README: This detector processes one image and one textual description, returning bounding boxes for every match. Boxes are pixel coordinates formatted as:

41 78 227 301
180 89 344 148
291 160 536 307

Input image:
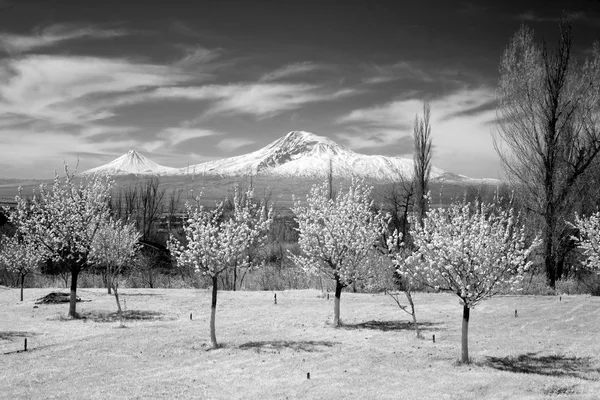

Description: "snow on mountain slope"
80 132 501 184
81 150 178 176
180 131 445 181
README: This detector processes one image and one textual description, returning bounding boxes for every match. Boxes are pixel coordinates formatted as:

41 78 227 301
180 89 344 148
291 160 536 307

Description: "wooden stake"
190 313 193 320
274 293 277 305
432 334 435 343
515 309 518 318
307 372 310 379
24 338 27 351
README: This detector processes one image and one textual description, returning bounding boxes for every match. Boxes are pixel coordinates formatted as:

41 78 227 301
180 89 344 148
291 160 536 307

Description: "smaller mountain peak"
284 130 317 139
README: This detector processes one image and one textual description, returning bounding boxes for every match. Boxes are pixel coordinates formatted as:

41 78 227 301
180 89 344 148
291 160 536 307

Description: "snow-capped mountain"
181 131 445 181
81 150 178 176
81 132 500 184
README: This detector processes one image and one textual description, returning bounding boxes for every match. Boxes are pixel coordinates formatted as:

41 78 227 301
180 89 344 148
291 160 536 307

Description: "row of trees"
1 20 599 366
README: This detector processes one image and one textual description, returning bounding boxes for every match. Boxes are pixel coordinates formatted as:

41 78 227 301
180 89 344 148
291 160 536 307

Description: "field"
2 288 599 399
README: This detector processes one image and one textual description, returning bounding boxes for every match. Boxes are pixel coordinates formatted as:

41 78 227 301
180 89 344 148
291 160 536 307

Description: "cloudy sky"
0 0 598 179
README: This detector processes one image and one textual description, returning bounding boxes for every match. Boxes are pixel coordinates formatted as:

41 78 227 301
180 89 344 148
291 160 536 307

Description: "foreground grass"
1 288 599 399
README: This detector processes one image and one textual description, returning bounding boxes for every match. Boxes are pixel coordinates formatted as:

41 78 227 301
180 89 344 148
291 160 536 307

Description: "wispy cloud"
515 10 589 23
118 82 359 119
335 86 498 167
0 55 192 125
362 61 434 85
260 62 323 81
0 127 142 176
0 23 127 53
217 137 255 152
157 127 220 146
175 45 222 67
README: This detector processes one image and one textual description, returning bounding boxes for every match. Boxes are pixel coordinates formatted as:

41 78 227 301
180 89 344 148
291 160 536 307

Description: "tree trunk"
107 266 112 295
69 267 80 318
405 290 420 338
461 305 470 363
333 278 343 327
544 219 556 288
210 275 218 347
20 274 24 302
233 267 237 292
113 284 122 315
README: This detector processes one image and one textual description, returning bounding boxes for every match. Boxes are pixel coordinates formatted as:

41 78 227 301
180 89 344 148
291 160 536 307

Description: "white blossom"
572 212 600 273
167 187 272 278
390 200 539 307
291 178 389 287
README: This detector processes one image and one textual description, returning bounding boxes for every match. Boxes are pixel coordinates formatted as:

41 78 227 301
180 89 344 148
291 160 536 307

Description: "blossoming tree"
90 218 141 317
168 189 272 347
573 212 600 277
10 166 113 317
0 235 44 301
391 200 538 363
291 179 388 326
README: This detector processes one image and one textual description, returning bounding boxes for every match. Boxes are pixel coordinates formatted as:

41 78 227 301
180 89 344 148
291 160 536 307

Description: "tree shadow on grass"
239 340 338 353
121 293 163 297
81 310 165 323
0 331 39 340
341 320 445 332
483 352 600 381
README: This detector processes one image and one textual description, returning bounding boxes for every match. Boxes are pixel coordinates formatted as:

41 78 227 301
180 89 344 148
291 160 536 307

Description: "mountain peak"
268 131 347 158
81 150 177 176
183 130 435 181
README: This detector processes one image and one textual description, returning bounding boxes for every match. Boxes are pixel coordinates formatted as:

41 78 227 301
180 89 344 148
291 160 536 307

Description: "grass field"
2 288 599 399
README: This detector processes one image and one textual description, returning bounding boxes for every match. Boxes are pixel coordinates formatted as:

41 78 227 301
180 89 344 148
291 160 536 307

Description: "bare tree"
139 177 166 241
495 23 600 287
382 102 433 337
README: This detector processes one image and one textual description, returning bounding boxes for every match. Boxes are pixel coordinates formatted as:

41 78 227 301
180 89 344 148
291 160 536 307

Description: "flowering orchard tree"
90 218 141 317
10 166 113 317
573 212 600 273
0 235 44 301
390 200 538 363
168 189 272 347
291 179 388 326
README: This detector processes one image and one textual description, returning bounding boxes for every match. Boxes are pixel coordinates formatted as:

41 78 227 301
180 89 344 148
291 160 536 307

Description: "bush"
574 270 600 296
520 274 556 295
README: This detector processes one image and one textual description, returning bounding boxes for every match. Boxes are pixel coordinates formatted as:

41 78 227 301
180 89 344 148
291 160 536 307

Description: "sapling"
390 199 538 363
168 188 272 347
10 166 113 317
291 178 388 326
0 235 44 301
90 218 141 320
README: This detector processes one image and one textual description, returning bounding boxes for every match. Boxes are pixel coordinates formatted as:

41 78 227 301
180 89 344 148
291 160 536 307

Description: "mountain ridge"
81 131 500 184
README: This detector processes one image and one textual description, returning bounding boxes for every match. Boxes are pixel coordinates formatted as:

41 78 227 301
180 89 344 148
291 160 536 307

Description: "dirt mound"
35 292 82 304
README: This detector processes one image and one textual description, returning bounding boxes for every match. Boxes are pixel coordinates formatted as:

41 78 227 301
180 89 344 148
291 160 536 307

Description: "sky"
0 0 598 179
